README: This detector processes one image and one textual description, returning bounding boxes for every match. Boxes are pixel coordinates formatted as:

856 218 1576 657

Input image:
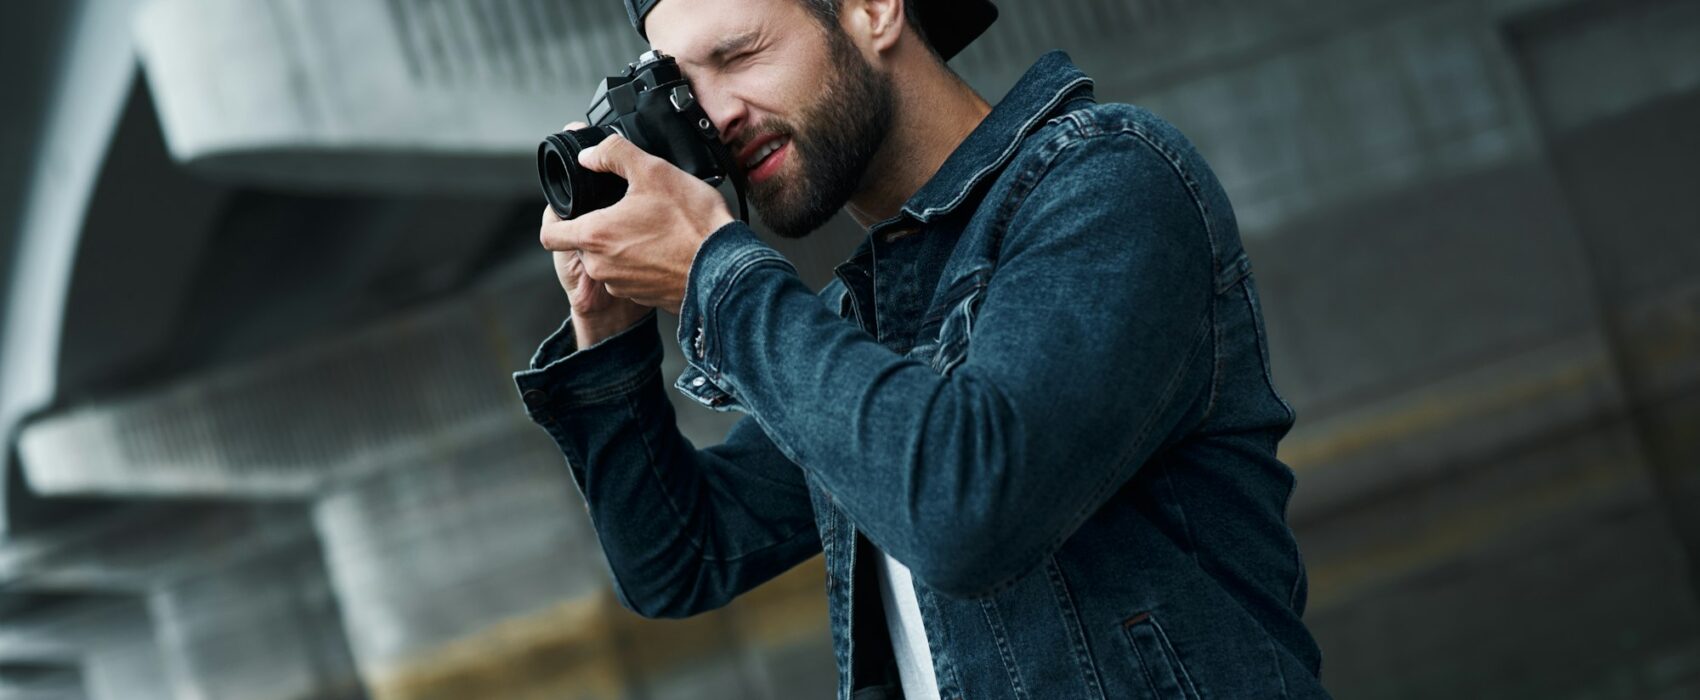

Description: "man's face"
646 0 895 238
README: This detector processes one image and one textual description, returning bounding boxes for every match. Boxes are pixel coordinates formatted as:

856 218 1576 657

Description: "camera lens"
537 127 628 220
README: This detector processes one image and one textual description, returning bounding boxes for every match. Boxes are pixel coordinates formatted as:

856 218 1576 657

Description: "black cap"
623 0 998 61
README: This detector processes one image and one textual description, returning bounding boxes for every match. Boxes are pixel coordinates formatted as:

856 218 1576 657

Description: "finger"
541 204 562 227
579 271 609 301
602 283 650 306
578 133 663 179
553 249 583 273
562 121 587 131
540 216 602 253
549 199 626 242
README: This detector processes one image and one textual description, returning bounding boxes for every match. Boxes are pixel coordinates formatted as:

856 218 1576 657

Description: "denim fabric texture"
514 51 1330 700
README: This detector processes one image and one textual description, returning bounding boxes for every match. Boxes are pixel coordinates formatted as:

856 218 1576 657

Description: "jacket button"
691 376 707 388
521 389 548 407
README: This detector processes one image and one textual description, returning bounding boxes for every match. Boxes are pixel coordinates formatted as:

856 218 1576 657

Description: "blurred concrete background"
0 0 1696 697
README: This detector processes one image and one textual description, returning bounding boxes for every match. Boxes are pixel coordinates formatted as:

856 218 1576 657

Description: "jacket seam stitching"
907 75 1094 220
703 252 797 378
1241 280 1298 426
978 600 1031 699
536 348 664 406
1044 558 1107 699
1114 123 1222 294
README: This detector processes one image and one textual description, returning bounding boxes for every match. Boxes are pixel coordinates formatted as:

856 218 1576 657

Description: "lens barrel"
538 128 628 220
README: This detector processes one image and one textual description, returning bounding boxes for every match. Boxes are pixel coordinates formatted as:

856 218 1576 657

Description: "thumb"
578 133 658 179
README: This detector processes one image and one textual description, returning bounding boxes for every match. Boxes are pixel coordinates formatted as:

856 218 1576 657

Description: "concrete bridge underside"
1 0 1697 697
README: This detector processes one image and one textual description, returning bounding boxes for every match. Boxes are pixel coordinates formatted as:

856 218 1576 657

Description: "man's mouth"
739 135 792 184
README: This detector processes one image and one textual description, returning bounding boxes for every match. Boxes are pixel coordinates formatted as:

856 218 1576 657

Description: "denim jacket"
515 51 1329 700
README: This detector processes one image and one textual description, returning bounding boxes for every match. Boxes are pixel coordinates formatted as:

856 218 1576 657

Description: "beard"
746 28 896 239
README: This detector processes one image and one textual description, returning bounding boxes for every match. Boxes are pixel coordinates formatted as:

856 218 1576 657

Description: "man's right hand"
543 123 649 348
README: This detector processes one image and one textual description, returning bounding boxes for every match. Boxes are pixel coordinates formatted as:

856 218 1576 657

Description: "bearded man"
515 0 1329 697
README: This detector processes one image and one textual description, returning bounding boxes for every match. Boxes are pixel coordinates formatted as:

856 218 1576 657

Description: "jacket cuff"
512 310 662 416
675 221 797 406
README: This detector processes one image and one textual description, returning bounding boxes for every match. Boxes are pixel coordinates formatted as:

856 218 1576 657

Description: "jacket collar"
887 50 1094 227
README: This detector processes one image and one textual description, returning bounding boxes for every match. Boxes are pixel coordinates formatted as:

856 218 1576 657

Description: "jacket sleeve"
674 130 1216 598
514 311 821 618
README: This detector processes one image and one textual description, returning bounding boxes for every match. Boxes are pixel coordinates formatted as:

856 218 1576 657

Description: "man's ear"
840 0 905 56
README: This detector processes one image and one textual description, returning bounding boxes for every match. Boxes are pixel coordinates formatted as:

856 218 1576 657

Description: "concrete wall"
1 0 1697 698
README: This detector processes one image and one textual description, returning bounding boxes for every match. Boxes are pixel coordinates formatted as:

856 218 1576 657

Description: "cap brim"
916 0 998 61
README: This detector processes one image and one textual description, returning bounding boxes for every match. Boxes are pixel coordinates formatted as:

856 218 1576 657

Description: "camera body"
537 50 740 220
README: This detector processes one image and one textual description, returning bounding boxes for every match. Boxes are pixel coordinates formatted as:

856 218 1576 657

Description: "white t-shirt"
874 551 943 700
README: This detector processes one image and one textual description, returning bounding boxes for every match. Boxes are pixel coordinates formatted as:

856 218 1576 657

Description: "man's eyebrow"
706 31 760 64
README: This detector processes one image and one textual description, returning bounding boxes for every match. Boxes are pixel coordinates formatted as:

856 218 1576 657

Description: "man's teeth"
745 139 786 169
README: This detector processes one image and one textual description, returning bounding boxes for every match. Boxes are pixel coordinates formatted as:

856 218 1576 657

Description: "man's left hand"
538 133 735 314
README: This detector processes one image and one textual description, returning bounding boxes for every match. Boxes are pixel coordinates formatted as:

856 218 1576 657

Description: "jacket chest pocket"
911 268 991 376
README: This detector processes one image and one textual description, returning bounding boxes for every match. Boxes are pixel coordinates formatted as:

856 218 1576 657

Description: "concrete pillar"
311 429 610 699
310 423 839 699
148 539 363 700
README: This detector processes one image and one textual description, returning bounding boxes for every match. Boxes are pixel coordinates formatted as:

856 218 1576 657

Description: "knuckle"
580 226 607 252
581 258 604 279
617 137 644 159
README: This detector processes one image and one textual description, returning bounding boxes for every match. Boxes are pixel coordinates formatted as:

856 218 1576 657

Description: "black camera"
537 50 745 221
